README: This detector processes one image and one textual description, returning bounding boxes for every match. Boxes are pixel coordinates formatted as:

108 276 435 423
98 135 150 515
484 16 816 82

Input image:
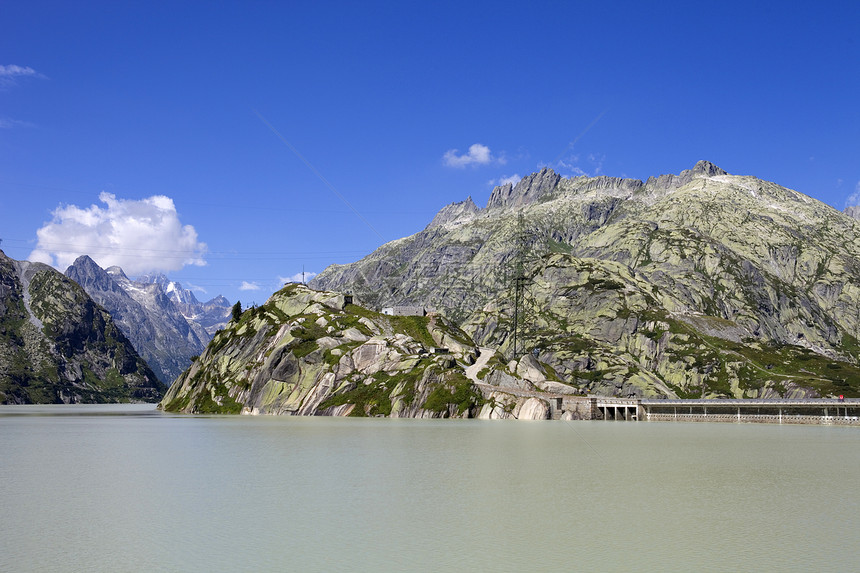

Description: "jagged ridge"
311 161 860 399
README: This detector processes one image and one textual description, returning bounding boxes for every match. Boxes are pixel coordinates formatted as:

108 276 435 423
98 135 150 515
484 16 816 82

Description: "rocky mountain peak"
166 281 200 306
66 256 126 294
105 265 131 284
137 272 169 286
206 295 231 307
844 206 860 221
645 160 728 191
64 259 217 383
310 159 860 401
2 252 164 403
486 167 561 210
425 196 480 230
691 160 727 176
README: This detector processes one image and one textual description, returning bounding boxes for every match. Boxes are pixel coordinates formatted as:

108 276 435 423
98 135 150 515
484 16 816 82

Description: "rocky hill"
159 284 571 418
0 250 164 404
312 161 860 400
161 284 474 416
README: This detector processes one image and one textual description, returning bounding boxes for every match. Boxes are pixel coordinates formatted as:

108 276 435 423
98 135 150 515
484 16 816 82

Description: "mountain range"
65 256 231 384
0 250 164 403
6 160 860 409
161 161 860 416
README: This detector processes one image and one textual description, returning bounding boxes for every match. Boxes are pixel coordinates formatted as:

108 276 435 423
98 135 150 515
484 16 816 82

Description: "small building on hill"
381 305 426 317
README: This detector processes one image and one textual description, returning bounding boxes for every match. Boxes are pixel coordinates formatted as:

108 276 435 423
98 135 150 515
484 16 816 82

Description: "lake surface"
1 405 859 572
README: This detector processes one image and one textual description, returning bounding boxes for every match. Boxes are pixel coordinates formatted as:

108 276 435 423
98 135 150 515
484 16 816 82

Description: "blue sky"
1 1 858 306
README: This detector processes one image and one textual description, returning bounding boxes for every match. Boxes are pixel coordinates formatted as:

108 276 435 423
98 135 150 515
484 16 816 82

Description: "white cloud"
587 153 605 175
847 181 860 208
557 160 586 176
0 64 45 88
555 152 605 177
0 64 40 78
488 174 522 187
239 281 261 291
279 271 317 284
443 143 494 168
185 282 208 295
0 117 34 129
29 192 207 275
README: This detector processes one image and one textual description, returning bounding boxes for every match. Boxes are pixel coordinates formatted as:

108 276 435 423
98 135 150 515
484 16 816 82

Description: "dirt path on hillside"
465 347 496 384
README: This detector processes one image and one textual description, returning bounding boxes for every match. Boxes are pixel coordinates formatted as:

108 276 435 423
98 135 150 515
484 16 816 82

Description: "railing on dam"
578 397 860 424
640 398 860 425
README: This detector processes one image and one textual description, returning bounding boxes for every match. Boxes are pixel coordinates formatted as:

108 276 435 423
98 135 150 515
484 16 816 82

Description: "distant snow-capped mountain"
66 257 231 383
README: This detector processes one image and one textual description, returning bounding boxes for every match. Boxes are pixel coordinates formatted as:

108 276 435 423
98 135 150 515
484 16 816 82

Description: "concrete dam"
550 397 860 425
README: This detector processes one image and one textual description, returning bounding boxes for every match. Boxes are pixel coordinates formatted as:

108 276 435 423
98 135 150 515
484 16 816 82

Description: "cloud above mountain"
29 192 207 275
488 174 522 187
443 143 504 168
554 152 605 178
279 271 316 284
846 181 860 208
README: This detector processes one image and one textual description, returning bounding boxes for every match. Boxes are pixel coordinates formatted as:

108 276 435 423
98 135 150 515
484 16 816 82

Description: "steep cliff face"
159 284 570 418
0 250 164 404
311 161 860 399
66 256 209 383
487 168 562 209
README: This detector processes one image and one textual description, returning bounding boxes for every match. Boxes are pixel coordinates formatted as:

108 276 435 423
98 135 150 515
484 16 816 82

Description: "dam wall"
551 397 860 425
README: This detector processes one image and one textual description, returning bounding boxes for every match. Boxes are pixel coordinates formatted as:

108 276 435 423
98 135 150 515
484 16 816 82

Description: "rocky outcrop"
425 197 480 230
644 159 727 190
160 284 559 417
487 168 562 209
844 206 860 221
0 250 164 404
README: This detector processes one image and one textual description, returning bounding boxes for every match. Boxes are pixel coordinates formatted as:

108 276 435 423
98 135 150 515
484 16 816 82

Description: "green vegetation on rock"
423 372 483 414
159 284 492 417
312 162 860 400
0 251 165 404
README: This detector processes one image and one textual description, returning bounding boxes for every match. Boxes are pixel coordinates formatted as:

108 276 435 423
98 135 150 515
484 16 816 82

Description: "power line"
2 237 368 258
0 179 429 216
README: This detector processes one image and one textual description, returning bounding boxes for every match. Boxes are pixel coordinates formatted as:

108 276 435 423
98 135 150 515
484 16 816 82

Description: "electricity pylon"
509 213 534 360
